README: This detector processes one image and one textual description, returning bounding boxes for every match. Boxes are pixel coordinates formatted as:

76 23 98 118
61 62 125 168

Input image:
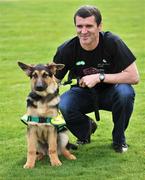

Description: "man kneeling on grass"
53 5 139 153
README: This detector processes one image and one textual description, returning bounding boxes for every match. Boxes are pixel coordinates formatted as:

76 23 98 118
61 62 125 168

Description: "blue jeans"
59 84 135 144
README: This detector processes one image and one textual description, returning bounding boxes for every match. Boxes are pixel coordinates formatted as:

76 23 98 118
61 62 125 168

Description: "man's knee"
58 93 77 117
58 98 71 114
114 84 135 104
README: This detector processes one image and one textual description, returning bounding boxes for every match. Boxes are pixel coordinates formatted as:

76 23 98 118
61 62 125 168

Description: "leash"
89 88 100 121
62 78 100 121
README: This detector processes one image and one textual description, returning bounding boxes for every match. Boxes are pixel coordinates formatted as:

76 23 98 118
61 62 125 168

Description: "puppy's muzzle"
35 81 48 92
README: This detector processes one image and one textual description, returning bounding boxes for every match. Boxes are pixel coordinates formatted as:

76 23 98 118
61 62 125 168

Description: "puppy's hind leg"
58 132 76 160
61 148 77 160
23 126 37 169
36 152 44 161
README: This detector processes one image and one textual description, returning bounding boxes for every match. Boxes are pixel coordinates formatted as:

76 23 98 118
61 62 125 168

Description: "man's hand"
79 74 99 88
79 62 140 88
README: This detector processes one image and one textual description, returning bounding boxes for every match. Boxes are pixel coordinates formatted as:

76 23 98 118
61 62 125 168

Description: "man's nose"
81 26 88 33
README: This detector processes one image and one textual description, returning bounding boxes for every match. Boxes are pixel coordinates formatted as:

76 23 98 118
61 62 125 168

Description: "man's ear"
47 63 65 75
98 22 102 32
17 61 34 77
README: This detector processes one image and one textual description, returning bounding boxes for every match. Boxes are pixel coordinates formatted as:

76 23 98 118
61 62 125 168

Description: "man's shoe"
66 142 78 150
76 139 90 145
90 118 97 134
112 143 128 153
76 118 97 145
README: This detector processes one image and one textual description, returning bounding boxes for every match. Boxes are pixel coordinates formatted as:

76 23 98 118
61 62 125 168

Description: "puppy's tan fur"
18 62 76 169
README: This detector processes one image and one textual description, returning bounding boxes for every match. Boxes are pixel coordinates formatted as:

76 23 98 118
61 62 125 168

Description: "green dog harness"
20 113 66 132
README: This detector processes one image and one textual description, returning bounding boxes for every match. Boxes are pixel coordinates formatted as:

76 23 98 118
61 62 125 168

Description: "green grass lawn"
0 0 145 179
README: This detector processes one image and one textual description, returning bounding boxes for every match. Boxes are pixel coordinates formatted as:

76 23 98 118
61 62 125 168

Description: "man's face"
75 15 101 48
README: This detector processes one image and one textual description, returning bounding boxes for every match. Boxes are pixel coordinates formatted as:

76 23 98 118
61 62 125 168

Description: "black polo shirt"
53 31 136 81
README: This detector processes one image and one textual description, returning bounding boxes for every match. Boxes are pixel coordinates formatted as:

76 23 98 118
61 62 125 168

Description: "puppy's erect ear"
47 63 65 75
17 61 34 77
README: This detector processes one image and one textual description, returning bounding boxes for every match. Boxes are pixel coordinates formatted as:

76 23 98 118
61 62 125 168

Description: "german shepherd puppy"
18 61 76 169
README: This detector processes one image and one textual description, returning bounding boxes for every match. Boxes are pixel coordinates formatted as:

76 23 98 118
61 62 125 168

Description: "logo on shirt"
103 59 107 63
76 60 85 66
98 59 110 68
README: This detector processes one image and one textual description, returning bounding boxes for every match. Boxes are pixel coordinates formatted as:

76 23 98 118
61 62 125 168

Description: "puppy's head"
18 61 64 95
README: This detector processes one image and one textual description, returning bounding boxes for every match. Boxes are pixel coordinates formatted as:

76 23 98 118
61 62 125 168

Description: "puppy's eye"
32 73 38 78
42 73 48 78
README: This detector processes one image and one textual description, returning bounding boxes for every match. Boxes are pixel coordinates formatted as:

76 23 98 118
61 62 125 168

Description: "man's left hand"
79 74 99 88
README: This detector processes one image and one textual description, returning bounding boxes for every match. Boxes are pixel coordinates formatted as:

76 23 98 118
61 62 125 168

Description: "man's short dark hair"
74 5 102 26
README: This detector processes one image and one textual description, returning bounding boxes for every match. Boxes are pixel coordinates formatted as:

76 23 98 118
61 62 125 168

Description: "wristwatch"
99 73 105 82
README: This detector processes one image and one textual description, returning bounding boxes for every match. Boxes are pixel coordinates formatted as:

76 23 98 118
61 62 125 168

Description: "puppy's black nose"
35 85 45 91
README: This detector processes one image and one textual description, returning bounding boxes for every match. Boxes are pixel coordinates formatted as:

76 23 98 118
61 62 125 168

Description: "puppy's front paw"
23 163 35 169
50 159 62 166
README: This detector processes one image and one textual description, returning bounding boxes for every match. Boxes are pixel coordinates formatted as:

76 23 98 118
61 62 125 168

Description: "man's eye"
86 25 93 28
76 25 82 28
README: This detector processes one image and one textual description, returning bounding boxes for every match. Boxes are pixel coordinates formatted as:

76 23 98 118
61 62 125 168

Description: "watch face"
99 73 105 81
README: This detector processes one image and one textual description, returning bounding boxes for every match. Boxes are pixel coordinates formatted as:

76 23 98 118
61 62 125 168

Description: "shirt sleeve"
53 48 68 80
109 34 136 72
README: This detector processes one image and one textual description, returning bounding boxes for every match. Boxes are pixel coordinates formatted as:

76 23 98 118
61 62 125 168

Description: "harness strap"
21 115 52 124
20 114 67 132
